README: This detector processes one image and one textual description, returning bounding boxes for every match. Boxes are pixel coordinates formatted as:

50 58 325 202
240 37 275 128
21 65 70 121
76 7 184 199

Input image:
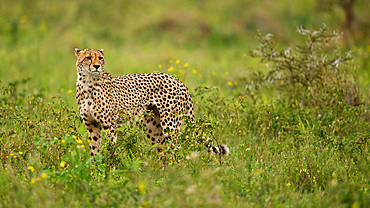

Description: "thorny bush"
250 25 361 107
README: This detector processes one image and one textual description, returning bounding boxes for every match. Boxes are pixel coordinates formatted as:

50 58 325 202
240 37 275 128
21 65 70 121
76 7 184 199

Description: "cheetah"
74 48 229 156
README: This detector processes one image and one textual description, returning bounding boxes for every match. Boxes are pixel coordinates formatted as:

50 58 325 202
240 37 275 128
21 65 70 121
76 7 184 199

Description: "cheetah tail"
208 144 230 156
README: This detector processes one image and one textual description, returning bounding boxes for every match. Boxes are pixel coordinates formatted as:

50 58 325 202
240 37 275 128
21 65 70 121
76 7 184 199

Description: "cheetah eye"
99 57 103 60
86 57 92 61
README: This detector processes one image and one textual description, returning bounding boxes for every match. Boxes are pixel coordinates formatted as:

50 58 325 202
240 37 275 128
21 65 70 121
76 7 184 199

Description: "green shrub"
250 25 361 107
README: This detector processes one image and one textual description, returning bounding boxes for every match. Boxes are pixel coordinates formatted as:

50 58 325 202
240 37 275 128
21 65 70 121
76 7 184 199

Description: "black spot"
93 136 98 141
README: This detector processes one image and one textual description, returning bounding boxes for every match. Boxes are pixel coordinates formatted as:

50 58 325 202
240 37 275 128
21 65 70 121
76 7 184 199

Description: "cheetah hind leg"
104 123 117 145
143 104 166 155
103 123 118 156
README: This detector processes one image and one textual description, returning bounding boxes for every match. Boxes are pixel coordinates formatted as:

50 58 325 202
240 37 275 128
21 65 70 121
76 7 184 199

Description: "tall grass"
1 0 369 207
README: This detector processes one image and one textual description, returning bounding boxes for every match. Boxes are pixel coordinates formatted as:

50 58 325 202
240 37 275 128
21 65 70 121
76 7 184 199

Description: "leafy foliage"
250 25 361 107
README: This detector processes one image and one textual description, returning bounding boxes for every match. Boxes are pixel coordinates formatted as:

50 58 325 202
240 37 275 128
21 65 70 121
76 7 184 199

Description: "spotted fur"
74 48 229 156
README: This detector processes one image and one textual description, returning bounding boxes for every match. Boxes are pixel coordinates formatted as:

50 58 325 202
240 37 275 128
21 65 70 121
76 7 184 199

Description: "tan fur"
75 48 195 155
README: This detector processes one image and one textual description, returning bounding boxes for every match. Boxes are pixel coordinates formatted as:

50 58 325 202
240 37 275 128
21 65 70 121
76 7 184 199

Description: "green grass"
1 0 370 207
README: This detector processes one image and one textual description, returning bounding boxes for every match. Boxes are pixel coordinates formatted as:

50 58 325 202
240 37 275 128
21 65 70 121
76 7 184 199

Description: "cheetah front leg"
86 122 102 156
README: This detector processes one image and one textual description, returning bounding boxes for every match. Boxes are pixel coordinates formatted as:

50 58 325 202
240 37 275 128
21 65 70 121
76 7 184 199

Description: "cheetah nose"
93 65 100 69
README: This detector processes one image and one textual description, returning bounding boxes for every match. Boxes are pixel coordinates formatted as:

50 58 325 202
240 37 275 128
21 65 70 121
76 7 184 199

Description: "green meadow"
1 0 369 207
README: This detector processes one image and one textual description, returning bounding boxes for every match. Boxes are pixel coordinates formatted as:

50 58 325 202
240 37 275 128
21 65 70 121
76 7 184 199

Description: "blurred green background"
1 0 369 105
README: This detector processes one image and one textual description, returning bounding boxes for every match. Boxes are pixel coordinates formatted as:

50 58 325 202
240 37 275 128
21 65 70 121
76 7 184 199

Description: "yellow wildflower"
31 178 35 184
138 180 146 195
68 89 73 94
60 161 66 168
175 59 180 64
192 69 197 74
41 173 47 179
18 151 23 155
61 88 64 92
212 71 217 76
75 139 83 144
169 59 173 63
227 81 233 86
168 66 174 72
183 63 189 67
28 166 35 172
246 148 251 151
225 72 229 76
234 81 238 86
158 64 162 69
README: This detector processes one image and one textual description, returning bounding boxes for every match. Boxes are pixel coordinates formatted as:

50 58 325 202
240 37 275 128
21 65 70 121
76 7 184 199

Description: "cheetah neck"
77 67 100 85
76 69 101 99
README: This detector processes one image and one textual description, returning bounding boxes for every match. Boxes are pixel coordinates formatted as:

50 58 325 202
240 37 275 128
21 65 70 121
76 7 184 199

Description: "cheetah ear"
99 49 104 56
74 48 81 56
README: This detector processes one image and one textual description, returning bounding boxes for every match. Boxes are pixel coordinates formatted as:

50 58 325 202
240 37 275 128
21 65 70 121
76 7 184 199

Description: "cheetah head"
74 48 105 75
